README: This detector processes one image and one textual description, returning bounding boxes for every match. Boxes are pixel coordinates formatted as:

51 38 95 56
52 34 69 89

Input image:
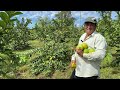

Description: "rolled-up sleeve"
71 54 76 61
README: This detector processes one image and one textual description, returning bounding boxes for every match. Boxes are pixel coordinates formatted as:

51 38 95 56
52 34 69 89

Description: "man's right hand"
76 49 83 57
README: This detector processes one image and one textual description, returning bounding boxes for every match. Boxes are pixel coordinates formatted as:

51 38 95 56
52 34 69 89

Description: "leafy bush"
100 52 113 68
29 41 72 76
29 11 83 76
0 11 22 77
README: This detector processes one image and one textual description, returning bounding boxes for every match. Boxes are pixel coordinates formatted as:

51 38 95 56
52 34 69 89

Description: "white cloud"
21 11 59 20
111 11 117 20
80 11 100 19
21 11 42 19
71 11 99 19
71 11 99 26
71 11 80 17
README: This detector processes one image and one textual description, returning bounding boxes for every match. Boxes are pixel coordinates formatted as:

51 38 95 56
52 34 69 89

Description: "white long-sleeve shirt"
71 31 107 77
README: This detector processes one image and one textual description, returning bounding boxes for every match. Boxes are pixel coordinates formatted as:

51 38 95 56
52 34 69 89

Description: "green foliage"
29 41 71 76
29 29 38 40
0 11 22 29
0 50 20 77
0 12 10 24
0 11 23 77
101 52 113 68
97 11 120 67
5 11 23 19
19 55 29 64
0 11 24 50
29 11 83 76
11 17 32 50
0 20 6 29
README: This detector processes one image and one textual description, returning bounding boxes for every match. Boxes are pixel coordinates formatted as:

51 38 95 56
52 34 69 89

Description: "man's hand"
76 49 83 57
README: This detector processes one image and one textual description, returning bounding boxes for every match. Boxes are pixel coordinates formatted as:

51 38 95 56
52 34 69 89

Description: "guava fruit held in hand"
83 49 89 53
71 62 76 68
89 48 95 53
76 44 84 50
81 43 88 49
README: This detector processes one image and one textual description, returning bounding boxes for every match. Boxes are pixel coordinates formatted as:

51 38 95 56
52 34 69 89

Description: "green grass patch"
100 67 120 79
28 39 44 48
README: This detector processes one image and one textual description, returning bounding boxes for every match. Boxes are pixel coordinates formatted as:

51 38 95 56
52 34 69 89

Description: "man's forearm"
83 49 106 61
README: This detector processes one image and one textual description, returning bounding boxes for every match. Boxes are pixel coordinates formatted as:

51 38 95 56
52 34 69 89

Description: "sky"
1 11 118 29
17 11 101 28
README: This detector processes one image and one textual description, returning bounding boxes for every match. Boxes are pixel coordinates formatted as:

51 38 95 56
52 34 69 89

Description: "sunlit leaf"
0 12 9 23
0 20 6 29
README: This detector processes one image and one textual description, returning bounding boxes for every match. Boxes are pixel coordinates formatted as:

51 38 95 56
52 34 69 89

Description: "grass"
51 68 73 79
28 39 44 48
100 67 120 79
14 63 120 79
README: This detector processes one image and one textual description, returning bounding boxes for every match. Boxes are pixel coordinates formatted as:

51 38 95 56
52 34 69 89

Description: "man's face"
84 22 96 35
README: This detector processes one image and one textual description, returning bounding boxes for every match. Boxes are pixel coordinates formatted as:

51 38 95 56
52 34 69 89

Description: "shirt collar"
85 30 97 37
91 30 97 37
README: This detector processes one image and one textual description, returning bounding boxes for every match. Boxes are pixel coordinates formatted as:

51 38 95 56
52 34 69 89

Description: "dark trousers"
70 69 99 79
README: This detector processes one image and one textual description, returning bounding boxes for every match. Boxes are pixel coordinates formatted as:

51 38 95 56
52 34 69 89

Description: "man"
70 17 107 79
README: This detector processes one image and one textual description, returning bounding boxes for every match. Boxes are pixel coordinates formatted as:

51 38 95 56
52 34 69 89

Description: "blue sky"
1 11 117 29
